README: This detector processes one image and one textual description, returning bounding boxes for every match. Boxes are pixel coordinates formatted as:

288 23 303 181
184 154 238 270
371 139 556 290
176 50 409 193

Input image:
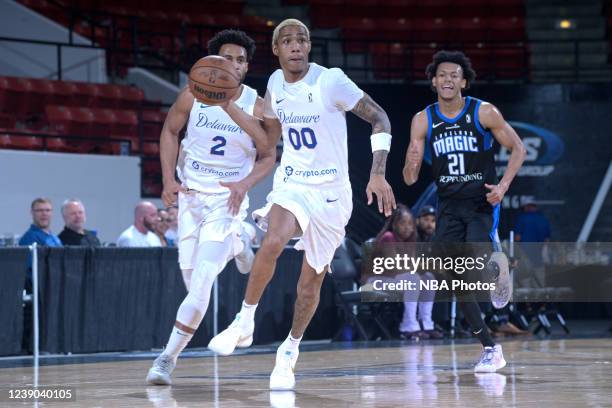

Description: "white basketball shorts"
177 189 249 270
252 183 352 274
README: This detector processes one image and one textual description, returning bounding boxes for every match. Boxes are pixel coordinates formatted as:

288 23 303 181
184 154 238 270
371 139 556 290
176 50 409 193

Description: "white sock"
163 294 205 363
239 300 258 322
283 333 302 354
164 327 193 363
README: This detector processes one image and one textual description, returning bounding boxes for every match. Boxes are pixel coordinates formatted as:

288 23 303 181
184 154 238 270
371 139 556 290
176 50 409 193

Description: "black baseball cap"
418 205 436 218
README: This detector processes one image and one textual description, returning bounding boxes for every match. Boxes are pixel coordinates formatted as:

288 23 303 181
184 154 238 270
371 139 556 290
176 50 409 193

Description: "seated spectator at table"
155 208 170 247
371 204 442 340
117 201 162 247
19 197 62 247
165 206 178 245
515 198 551 287
58 199 101 246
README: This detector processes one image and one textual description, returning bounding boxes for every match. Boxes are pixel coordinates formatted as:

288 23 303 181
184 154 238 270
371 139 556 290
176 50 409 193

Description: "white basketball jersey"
178 85 258 193
266 63 364 189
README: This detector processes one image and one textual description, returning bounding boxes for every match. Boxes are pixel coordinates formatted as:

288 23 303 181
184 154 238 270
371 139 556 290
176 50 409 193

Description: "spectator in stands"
515 198 551 245
515 198 551 284
58 199 101 246
373 204 441 340
116 201 162 247
416 205 436 242
19 197 62 247
164 206 178 246
155 208 170 247
414 205 444 339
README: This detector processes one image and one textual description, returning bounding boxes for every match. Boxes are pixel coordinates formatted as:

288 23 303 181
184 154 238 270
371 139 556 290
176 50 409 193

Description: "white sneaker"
474 344 507 373
146 354 175 385
208 313 254 356
234 229 255 274
270 344 299 391
489 251 512 309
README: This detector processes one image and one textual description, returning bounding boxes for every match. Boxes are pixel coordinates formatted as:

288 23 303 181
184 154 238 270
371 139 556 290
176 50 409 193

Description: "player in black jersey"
403 51 526 372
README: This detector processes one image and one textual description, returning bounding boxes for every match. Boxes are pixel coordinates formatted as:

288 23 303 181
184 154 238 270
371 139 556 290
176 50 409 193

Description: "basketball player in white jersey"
146 29 276 385
207 19 397 390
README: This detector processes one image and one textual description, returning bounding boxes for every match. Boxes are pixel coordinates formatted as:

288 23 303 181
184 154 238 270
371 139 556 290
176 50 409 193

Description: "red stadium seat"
117 86 145 109
50 80 76 106
0 113 16 129
0 132 12 148
411 48 439 79
45 105 72 134
411 18 448 43
0 77 9 111
370 42 409 79
189 14 215 26
96 84 123 109
487 17 525 42
369 17 412 42
209 14 241 28
91 108 116 137
112 110 139 152
450 17 486 44
46 137 80 153
73 82 101 107
142 160 161 174
341 17 378 53
143 141 159 157
6 133 44 150
242 15 270 30
142 110 165 140
46 105 95 136
5 77 33 117
27 78 55 115
492 47 527 78
113 110 138 136
71 107 95 136
310 0 345 28
464 47 493 78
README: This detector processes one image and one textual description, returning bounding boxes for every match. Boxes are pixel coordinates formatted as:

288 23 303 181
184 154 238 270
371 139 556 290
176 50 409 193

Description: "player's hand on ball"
220 180 248 216
162 180 185 208
366 175 396 217
485 183 507 206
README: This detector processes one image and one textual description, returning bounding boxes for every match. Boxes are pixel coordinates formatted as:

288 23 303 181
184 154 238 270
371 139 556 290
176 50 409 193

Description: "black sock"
458 296 495 347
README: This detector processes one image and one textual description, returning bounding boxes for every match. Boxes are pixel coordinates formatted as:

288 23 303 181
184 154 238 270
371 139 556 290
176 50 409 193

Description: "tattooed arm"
350 93 396 216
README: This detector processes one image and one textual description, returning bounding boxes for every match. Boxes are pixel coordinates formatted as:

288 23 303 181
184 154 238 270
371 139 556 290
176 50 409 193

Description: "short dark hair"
31 197 51 210
207 29 256 62
426 50 476 89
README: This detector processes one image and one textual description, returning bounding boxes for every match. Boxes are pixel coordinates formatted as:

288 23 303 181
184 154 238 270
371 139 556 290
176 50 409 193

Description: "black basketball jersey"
426 96 497 199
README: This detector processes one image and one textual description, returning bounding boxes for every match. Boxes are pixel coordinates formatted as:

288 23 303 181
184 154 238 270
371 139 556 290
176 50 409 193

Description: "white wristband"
370 132 392 152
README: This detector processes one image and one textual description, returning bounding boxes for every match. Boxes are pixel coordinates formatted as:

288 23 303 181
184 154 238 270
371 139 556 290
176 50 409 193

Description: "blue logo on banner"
507 121 564 165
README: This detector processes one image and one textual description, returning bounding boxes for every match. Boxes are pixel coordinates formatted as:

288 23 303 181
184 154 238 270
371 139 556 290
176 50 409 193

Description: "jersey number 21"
448 153 465 175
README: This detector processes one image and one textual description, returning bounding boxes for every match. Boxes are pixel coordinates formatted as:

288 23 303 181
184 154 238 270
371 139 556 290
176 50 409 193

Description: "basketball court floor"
1 328 611 407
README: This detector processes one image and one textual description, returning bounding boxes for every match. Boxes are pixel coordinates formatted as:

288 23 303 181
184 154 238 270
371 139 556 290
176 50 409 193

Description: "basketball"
188 56 240 105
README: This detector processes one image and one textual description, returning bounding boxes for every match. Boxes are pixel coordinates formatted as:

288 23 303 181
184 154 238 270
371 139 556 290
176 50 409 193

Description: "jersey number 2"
210 136 226 156
448 153 465 175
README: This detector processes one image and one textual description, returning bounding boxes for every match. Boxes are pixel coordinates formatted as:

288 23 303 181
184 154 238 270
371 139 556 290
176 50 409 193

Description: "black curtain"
33 247 336 354
0 248 28 356
38 247 186 353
